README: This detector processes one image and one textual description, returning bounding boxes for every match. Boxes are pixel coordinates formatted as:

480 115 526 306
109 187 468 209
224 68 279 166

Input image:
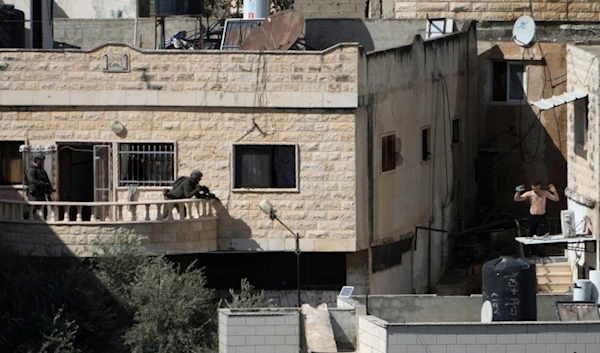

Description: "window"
381 134 396 172
421 127 431 161
492 61 526 102
118 143 175 186
452 118 462 144
574 97 589 158
0 141 24 185
233 144 297 189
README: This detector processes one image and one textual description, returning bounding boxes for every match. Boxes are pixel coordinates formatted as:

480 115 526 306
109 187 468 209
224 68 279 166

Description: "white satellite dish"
481 300 493 323
512 15 536 47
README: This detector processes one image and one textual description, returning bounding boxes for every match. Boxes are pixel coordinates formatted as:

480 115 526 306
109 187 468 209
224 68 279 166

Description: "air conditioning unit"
560 210 576 238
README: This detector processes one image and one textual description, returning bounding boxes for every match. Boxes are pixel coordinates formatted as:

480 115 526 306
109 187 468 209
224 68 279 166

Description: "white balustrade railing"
0 199 217 224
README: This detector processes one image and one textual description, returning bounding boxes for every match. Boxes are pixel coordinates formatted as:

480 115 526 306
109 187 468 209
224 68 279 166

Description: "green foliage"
221 278 275 309
0 241 275 353
123 258 217 353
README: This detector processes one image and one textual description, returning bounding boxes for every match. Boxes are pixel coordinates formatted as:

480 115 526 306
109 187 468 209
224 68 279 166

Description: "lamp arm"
274 216 298 238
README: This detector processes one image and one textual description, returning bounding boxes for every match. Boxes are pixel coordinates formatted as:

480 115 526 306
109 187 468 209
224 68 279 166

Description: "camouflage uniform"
25 153 53 219
162 170 203 219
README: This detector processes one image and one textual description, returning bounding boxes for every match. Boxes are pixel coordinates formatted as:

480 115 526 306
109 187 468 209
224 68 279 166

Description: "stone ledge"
0 90 358 109
565 187 597 208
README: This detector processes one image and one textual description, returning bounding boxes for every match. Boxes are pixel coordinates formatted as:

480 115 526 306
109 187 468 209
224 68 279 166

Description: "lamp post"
259 200 301 308
259 200 302 353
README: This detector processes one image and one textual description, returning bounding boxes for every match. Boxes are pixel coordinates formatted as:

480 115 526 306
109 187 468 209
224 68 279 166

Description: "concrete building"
218 293 597 353
0 22 478 299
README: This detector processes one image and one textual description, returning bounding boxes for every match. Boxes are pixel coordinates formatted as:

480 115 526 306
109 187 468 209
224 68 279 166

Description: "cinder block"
265 316 286 325
576 333 596 343
477 334 496 344
275 325 296 335
256 325 276 335
245 316 266 326
466 345 487 353
437 334 457 345
457 335 476 345
524 344 545 353
516 334 536 344
265 335 286 345
245 335 265 346
506 344 526 353
274 346 295 353
227 336 245 346
446 345 467 353
235 326 255 336
544 344 566 353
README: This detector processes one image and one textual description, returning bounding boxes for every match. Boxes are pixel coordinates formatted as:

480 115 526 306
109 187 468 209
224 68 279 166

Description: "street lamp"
259 200 301 308
259 200 303 353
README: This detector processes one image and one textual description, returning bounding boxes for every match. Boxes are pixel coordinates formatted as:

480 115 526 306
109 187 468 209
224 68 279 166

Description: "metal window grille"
118 143 175 186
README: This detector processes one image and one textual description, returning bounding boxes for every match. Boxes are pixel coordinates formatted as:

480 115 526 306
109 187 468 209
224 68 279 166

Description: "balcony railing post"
145 204 151 221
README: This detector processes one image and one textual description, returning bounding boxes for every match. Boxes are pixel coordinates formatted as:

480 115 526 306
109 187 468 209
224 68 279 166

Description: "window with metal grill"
118 143 175 186
0 141 24 185
381 134 396 172
233 144 297 189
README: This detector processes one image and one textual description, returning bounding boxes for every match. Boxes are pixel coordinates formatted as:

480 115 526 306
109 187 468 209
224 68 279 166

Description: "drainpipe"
428 74 441 294
366 97 374 315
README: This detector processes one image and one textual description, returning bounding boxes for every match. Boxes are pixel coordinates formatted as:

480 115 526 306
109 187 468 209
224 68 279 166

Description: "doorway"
57 143 111 221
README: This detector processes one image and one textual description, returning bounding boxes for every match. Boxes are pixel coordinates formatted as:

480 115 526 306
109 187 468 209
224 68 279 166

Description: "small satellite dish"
481 300 493 323
512 15 536 47
239 10 305 51
339 286 354 298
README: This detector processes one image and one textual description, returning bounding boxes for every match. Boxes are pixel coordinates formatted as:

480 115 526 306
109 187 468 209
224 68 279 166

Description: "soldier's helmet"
190 170 203 181
32 153 46 161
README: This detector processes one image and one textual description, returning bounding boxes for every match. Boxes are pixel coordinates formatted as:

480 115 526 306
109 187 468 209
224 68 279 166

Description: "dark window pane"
422 129 430 161
382 135 395 172
118 143 174 186
492 61 507 101
0 141 24 185
235 144 297 188
452 119 461 143
508 63 525 100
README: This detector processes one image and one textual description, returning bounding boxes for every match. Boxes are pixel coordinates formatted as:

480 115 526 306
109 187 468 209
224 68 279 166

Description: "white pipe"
243 0 269 19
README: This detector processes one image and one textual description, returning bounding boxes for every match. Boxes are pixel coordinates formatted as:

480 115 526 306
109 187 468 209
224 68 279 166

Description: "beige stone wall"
567 45 599 203
393 0 600 21
294 0 365 19
0 44 361 253
0 219 218 256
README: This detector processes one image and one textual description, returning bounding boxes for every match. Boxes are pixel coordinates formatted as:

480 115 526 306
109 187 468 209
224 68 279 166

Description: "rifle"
197 185 219 200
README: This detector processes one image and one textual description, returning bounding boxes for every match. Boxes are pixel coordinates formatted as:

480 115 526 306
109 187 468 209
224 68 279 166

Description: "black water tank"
0 5 25 48
155 0 204 16
482 256 537 321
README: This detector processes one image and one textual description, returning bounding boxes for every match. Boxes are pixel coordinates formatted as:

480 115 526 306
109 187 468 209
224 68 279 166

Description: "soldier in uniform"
24 153 53 220
162 170 206 219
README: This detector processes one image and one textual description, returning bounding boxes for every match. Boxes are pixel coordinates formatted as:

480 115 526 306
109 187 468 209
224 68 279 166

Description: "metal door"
93 145 111 220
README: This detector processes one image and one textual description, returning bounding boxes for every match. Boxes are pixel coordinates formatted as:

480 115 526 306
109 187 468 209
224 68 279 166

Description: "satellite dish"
512 15 536 47
481 300 493 323
239 10 305 51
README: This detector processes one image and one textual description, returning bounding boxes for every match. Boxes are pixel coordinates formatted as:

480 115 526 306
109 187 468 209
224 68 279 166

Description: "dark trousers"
523 213 547 257
24 193 47 220
162 194 187 219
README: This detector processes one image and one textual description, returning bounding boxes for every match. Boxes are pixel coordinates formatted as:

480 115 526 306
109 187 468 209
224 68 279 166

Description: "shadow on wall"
305 18 375 52
214 201 260 251
477 44 568 220
0 187 130 352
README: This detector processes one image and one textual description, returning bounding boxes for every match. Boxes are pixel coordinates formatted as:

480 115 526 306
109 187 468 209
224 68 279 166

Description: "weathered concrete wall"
263 290 339 307
293 0 365 19
0 44 361 252
358 316 387 353
329 308 356 351
339 294 571 323
0 218 218 256
359 22 478 294
477 42 568 220
4 0 137 21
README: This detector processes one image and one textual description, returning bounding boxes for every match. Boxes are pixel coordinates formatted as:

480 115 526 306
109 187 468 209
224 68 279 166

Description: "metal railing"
0 199 217 224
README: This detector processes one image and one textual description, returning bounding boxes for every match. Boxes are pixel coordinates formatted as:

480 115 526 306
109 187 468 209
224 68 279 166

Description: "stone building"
0 22 477 297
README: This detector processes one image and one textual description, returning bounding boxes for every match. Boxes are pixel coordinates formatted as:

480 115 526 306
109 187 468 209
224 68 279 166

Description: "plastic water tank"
482 256 537 321
155 0 204 16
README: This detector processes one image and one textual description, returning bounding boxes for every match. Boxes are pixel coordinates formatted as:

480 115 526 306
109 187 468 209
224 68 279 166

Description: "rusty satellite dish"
239 10 305 51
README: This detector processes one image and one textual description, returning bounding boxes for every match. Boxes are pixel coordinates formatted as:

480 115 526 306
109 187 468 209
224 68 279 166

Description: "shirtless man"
513 181 560 236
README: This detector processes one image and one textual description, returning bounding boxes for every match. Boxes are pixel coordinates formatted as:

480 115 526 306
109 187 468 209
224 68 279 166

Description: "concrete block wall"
218 309 300 353
387 323 600 353
358 315 388 353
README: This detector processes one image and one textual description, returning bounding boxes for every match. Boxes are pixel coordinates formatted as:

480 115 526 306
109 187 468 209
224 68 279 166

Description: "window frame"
574 97 589 159
451 117 462 145
381 133 396 173
0 139 26 187
491 61 527 104
421 126 431 162
231 143 300 193
117 141 177 188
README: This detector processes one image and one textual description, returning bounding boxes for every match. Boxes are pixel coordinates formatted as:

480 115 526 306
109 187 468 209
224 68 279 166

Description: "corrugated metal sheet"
530 90 587 111
220 19 263 51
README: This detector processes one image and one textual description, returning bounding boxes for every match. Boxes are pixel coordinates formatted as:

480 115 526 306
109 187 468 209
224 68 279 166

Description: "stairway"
536 257 573 294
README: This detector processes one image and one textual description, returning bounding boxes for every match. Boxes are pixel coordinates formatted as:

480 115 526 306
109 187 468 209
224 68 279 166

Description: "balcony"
0 199 218 256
